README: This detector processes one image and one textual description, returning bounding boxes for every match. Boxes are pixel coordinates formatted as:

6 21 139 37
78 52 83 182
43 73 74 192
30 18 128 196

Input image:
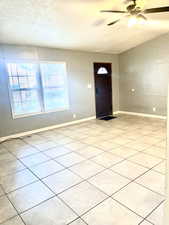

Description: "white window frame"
6 60 70 119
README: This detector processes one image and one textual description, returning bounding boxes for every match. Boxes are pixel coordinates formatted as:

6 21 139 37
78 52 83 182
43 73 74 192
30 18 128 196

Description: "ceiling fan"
100 0 169 26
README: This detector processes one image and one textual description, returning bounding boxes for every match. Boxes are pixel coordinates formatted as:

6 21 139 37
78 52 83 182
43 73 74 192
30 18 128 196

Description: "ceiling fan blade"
100 10 126 13
137 14 147 20
123 0 133 4
107 20 120 26
144 6 169 14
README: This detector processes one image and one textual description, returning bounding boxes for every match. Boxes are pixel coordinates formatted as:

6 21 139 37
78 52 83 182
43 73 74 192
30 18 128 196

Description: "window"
97 67 108 75
7 62 69 118
7 63 41 116
40 63 69 111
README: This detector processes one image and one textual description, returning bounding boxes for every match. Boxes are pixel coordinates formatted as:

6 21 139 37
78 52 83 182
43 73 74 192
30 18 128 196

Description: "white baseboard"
115 111 166 120
0 111 166 143
0 116 96 142
113 111 119 115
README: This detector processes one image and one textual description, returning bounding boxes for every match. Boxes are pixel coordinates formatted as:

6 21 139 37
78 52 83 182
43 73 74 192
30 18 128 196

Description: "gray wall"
119 33 169 116
0 44 119 138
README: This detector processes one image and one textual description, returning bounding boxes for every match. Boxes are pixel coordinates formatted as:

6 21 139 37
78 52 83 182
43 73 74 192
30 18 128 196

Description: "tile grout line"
0 116 166 224
142 199 165 224
1 144 84 223
0 184 27 225
1 142 166 208
0 152 144 224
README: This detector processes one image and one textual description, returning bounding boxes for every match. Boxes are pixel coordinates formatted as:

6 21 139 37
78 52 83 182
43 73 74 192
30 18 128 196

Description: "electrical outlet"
73 114 76 119
153 107 156 112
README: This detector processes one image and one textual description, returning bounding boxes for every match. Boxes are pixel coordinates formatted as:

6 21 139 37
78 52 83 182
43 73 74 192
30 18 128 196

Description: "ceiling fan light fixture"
128 16 137 27
138 18 146 25
137 14 147 25
128 14 147 27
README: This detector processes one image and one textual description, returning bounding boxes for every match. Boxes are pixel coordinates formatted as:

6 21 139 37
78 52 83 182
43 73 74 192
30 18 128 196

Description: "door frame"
165 85 169 224
93 62 113 118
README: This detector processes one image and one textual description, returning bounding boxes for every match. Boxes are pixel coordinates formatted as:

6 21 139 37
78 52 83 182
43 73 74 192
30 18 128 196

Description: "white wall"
119 33 169 116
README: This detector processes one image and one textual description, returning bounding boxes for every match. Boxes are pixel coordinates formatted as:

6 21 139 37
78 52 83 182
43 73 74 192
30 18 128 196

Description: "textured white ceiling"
0 0 169 53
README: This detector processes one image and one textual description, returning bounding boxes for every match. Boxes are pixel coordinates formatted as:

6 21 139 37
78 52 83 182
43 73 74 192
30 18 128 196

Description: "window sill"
12 107 69 119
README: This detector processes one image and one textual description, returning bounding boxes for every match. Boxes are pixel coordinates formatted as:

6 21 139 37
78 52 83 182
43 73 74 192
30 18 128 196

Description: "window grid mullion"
15 65 24 111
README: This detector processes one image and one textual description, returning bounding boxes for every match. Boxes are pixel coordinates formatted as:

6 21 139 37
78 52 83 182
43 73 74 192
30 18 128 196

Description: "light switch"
87 84 92 89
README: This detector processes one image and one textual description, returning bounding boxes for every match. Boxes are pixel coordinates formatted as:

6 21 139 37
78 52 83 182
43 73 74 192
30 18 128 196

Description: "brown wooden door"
94 63 112 118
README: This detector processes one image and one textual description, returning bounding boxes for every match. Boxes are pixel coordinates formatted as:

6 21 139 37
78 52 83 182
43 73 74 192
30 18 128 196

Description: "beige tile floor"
0 114 166 225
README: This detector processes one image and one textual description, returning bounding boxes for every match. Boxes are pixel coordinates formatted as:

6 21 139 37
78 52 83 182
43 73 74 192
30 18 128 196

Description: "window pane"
97 67 108 75
19 77 28 88
7 63 41 116
40 63 69 111
43 88 67 111
9 77 19 89
12 90 41 115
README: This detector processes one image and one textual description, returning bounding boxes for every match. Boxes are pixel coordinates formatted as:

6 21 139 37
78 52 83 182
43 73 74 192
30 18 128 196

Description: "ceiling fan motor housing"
127 4 136 12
